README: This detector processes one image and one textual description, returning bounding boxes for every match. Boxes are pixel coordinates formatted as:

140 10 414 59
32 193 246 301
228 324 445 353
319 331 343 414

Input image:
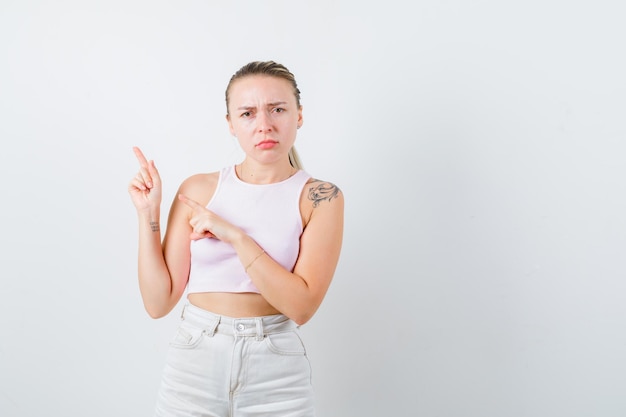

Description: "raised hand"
178 194 242 243
128 147 163 212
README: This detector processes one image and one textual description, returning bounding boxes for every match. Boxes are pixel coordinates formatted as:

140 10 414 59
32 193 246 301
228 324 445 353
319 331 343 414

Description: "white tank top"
187 165 311 294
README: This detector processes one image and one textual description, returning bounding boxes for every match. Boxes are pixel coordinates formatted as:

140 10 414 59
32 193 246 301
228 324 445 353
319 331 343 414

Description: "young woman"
128 61 344 416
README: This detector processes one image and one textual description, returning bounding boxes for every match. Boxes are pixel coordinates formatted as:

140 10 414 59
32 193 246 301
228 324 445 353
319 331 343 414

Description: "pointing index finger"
133 146 149 167
178 194 203 210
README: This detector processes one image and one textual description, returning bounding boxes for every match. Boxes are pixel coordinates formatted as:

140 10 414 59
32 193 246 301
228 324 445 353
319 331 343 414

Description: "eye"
240 111 251 118
273 107 285 113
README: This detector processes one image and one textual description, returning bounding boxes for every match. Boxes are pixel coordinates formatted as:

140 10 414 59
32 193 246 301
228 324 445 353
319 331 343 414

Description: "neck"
237 160 297 184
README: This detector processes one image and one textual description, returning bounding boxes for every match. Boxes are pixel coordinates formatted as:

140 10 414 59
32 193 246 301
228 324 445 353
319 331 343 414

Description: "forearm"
136 210 177 318
231 234 317 325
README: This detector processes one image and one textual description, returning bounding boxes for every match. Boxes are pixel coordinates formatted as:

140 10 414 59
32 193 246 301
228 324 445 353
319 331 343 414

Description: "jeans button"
237 323 245 331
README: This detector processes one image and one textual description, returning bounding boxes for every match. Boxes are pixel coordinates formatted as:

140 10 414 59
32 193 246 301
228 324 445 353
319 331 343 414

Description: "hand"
178 194 242 243
128 147 162 212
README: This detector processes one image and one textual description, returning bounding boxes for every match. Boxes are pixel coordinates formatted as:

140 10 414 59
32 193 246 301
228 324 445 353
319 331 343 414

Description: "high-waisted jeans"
154 303 315 417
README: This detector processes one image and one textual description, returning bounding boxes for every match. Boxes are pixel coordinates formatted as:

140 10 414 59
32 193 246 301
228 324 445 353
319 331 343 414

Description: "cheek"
232 120 253 133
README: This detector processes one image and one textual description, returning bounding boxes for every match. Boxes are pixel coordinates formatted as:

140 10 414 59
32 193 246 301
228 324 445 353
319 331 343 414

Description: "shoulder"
303 178 343 208
300 177 344 227
178 171 220 207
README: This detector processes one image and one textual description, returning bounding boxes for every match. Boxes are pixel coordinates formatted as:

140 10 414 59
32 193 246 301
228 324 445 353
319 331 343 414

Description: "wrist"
229 228 249 248
137 209 161 227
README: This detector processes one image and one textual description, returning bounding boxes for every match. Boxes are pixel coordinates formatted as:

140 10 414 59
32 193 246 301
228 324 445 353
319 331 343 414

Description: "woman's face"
227 75 303 164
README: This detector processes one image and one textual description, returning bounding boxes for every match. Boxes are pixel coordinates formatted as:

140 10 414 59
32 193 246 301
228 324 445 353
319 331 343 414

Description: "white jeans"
155 303 315 417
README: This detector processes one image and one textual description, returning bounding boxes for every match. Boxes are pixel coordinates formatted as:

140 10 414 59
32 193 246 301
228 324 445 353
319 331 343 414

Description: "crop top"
187 165 311 294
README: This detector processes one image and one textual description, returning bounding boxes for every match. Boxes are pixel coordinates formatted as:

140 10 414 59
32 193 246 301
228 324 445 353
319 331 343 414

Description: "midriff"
187 292 281 318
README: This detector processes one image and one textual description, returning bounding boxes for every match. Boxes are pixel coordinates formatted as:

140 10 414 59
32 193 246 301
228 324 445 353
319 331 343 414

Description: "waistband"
180 303 297 341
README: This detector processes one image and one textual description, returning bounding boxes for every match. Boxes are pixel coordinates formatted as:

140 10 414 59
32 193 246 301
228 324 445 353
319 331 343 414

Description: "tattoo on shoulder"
308 180 340 208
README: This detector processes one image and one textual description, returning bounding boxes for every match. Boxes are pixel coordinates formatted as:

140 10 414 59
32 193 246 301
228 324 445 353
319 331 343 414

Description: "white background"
1 1 625 416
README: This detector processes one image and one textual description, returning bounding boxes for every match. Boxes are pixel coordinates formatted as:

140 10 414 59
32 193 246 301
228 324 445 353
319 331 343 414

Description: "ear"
297 106 303 129
226 114 235 136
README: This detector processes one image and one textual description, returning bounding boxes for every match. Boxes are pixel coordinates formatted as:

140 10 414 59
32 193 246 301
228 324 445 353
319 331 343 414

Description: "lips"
256 140 278 150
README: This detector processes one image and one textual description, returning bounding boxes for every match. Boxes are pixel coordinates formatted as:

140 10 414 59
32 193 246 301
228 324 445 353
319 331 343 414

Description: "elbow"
291 308 316 326
289 296 324 325
293 315 310 326
144 304 169 320
147 310 167 320
292 317 311 326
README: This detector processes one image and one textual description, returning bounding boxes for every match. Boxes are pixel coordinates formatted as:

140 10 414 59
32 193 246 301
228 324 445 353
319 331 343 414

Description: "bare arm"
180 180 344 325
242 180 344 324
128 147 197 318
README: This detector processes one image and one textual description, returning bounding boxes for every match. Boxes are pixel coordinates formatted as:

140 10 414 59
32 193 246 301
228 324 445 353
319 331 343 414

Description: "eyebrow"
236 101 288 111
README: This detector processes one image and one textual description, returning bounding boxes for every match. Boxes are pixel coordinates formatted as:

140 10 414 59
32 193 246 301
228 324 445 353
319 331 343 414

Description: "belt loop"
255 318 264 341
180 304 187 320
206 315 220 337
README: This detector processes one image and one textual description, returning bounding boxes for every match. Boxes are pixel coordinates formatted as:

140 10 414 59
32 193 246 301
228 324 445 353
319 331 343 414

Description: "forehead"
228 75 295 104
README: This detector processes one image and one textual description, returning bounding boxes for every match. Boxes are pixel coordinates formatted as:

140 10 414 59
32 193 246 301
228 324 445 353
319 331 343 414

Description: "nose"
256 110 272 133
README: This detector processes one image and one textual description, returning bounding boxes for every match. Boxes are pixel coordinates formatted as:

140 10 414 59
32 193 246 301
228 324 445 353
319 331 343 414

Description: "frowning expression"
226 75 303 163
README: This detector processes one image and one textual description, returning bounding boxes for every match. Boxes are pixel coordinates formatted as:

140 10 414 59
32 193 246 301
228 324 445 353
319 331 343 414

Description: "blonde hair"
226 61 304 169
